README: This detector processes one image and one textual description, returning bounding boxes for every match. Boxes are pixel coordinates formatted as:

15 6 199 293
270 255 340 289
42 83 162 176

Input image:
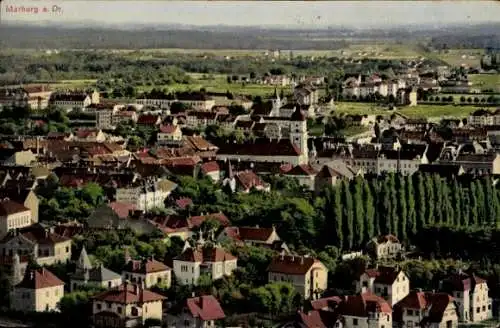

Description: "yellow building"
122 253 171 289
11 267 65 312
267 254 328 300
0 199 32 239
92 282 165 328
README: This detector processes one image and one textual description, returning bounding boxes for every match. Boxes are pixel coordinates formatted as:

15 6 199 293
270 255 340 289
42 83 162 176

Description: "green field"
468 74 500 92
138 74 285 97
334 102 480 119
431 49 485 67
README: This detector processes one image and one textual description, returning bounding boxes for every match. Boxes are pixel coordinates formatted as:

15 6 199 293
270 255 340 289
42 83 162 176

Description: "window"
184 320 190 327
131 307 138 316
477 307 480 313
407 321 414 328
117 307 122 314
407 310 413 316
97 303 102 310
353 319 358 326
482 306 486 311
108 281 112 288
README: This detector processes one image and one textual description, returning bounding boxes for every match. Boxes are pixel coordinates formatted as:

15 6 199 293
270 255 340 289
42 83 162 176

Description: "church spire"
77 246 92 270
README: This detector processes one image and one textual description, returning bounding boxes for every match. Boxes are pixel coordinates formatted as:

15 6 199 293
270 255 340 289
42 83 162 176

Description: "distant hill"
0 23 499 50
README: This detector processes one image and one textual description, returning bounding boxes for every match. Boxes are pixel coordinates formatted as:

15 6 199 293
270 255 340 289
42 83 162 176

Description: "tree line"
318 173 500 251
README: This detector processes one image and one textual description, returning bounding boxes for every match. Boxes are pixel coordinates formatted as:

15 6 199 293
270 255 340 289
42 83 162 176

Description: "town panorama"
0 1 499 328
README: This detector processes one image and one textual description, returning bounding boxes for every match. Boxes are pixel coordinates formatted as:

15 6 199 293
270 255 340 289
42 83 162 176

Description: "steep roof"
338 292 392 317
16 268 64 289
216 138 302 157
0 199 30 216
175 246 237 263
364 266 403 285
395 291 455 324
186 295 225 321
93 283 165 304
72 264 122 282
268 254 320 275
123 258 171 274
284 164 317 176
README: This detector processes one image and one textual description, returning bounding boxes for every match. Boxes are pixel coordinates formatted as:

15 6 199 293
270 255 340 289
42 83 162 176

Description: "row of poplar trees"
322 173 499 250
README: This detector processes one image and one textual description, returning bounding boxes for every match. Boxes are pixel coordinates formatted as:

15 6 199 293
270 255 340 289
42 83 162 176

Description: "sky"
2 1 500 29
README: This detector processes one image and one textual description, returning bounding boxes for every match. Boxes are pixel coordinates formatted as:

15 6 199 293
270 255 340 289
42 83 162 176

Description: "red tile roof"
175 197 193 209
311 296 343 311
338 292 392 317
186 295 225 321
238 226 275 242
268 254 320 275
200 161 220 174
93 283 165 304
175 246 237 263
364 266 402 285
16 268 64 289
137 114 160 125
0 199 30 216
123 258 171 274
216 139 301 157
284 164 318 176
108 202 136 219
189 212 230 228
235 170 266 190
395 291 454 324
159 124 179 134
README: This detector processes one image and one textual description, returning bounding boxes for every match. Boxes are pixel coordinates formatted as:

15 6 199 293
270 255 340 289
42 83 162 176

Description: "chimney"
191 292 196 298
301 256 304 265
291 255 295 262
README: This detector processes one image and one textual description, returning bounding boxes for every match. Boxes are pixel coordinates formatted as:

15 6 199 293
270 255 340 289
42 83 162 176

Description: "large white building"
115 178 177 212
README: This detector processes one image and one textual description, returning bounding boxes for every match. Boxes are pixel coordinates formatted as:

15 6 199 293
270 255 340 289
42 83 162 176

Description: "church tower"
270 88 282 117
289 107 308 161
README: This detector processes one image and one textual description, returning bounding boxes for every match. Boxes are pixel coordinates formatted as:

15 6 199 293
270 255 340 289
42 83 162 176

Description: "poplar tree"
406 175 417 236
352 177 365 248
341 180 354 249
363 180 375 241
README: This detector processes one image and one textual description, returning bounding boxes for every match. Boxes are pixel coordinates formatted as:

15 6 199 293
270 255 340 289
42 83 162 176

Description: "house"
186 111 218 127
337 292 392 328
440 271 492 323
268 254 328 300
165 295 225 328
157 124 183 145
147 212 230 241
122 252 172 289
173 241 237 286
217 225 290 253
200 161 220 182
282 164 318 191
92 282 165 328
366 234 404 260
1 224 72 267
356 265 410 306
394 290 459 328
50 92 92 111
11 267 65 313
0 199 32 239
1 150 37 166
70 247 122 292
232 170 270 193
0 189 39 224
115 178 177 212
137 114 162 127
74 128 106 143
294 85 319 106
86 202 139 230
314 165 341 192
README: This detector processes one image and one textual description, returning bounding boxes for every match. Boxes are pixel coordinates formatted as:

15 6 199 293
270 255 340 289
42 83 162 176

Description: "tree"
341 180 354 249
